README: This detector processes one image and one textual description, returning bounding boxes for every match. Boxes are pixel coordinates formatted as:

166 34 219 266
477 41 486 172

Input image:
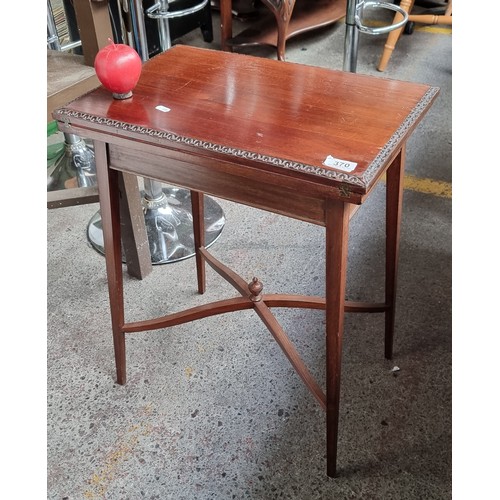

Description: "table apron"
108 142 357 226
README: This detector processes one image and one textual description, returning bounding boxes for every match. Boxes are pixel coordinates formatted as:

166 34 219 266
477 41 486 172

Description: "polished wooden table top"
54 45 438 204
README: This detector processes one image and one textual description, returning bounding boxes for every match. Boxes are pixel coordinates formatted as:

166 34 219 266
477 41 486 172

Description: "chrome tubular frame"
343 0 409 72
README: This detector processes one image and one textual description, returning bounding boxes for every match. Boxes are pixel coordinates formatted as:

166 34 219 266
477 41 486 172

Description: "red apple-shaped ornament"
94 39 142 99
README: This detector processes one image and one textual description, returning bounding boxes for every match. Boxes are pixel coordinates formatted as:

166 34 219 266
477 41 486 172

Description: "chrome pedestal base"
87 187 226 264
47 134 97 191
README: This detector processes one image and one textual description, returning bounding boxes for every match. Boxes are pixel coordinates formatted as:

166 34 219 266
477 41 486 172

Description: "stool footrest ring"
146 0 209 20
355 0 409 35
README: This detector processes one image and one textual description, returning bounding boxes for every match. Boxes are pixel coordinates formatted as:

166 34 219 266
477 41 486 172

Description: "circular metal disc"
87 188 226 264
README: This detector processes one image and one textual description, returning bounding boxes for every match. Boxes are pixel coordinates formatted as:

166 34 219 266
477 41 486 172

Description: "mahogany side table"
53 45 439 477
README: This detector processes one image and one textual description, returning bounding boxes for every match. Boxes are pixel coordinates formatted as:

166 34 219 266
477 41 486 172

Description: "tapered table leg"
94 141 127 385
385 147 405 359
325 199 350 477
191 190 206 294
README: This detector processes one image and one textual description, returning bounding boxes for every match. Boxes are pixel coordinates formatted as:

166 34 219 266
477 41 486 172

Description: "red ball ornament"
94 39 142 99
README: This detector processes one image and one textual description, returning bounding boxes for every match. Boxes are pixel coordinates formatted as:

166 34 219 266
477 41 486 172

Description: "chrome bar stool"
87 0 226 264
343 0 409 72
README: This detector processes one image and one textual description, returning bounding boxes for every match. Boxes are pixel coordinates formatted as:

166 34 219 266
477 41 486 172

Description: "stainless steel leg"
47 133 97 191
343 0 359 73
88 187 226 264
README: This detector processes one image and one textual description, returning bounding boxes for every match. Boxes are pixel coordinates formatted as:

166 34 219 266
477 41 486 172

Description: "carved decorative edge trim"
360 86 440 186
55 86 438 190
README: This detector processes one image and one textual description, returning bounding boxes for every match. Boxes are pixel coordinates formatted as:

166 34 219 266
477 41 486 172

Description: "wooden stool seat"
47 50 101 123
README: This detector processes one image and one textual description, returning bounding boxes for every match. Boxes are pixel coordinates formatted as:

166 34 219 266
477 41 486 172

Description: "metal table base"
47 133 97 191
87 187 225 264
